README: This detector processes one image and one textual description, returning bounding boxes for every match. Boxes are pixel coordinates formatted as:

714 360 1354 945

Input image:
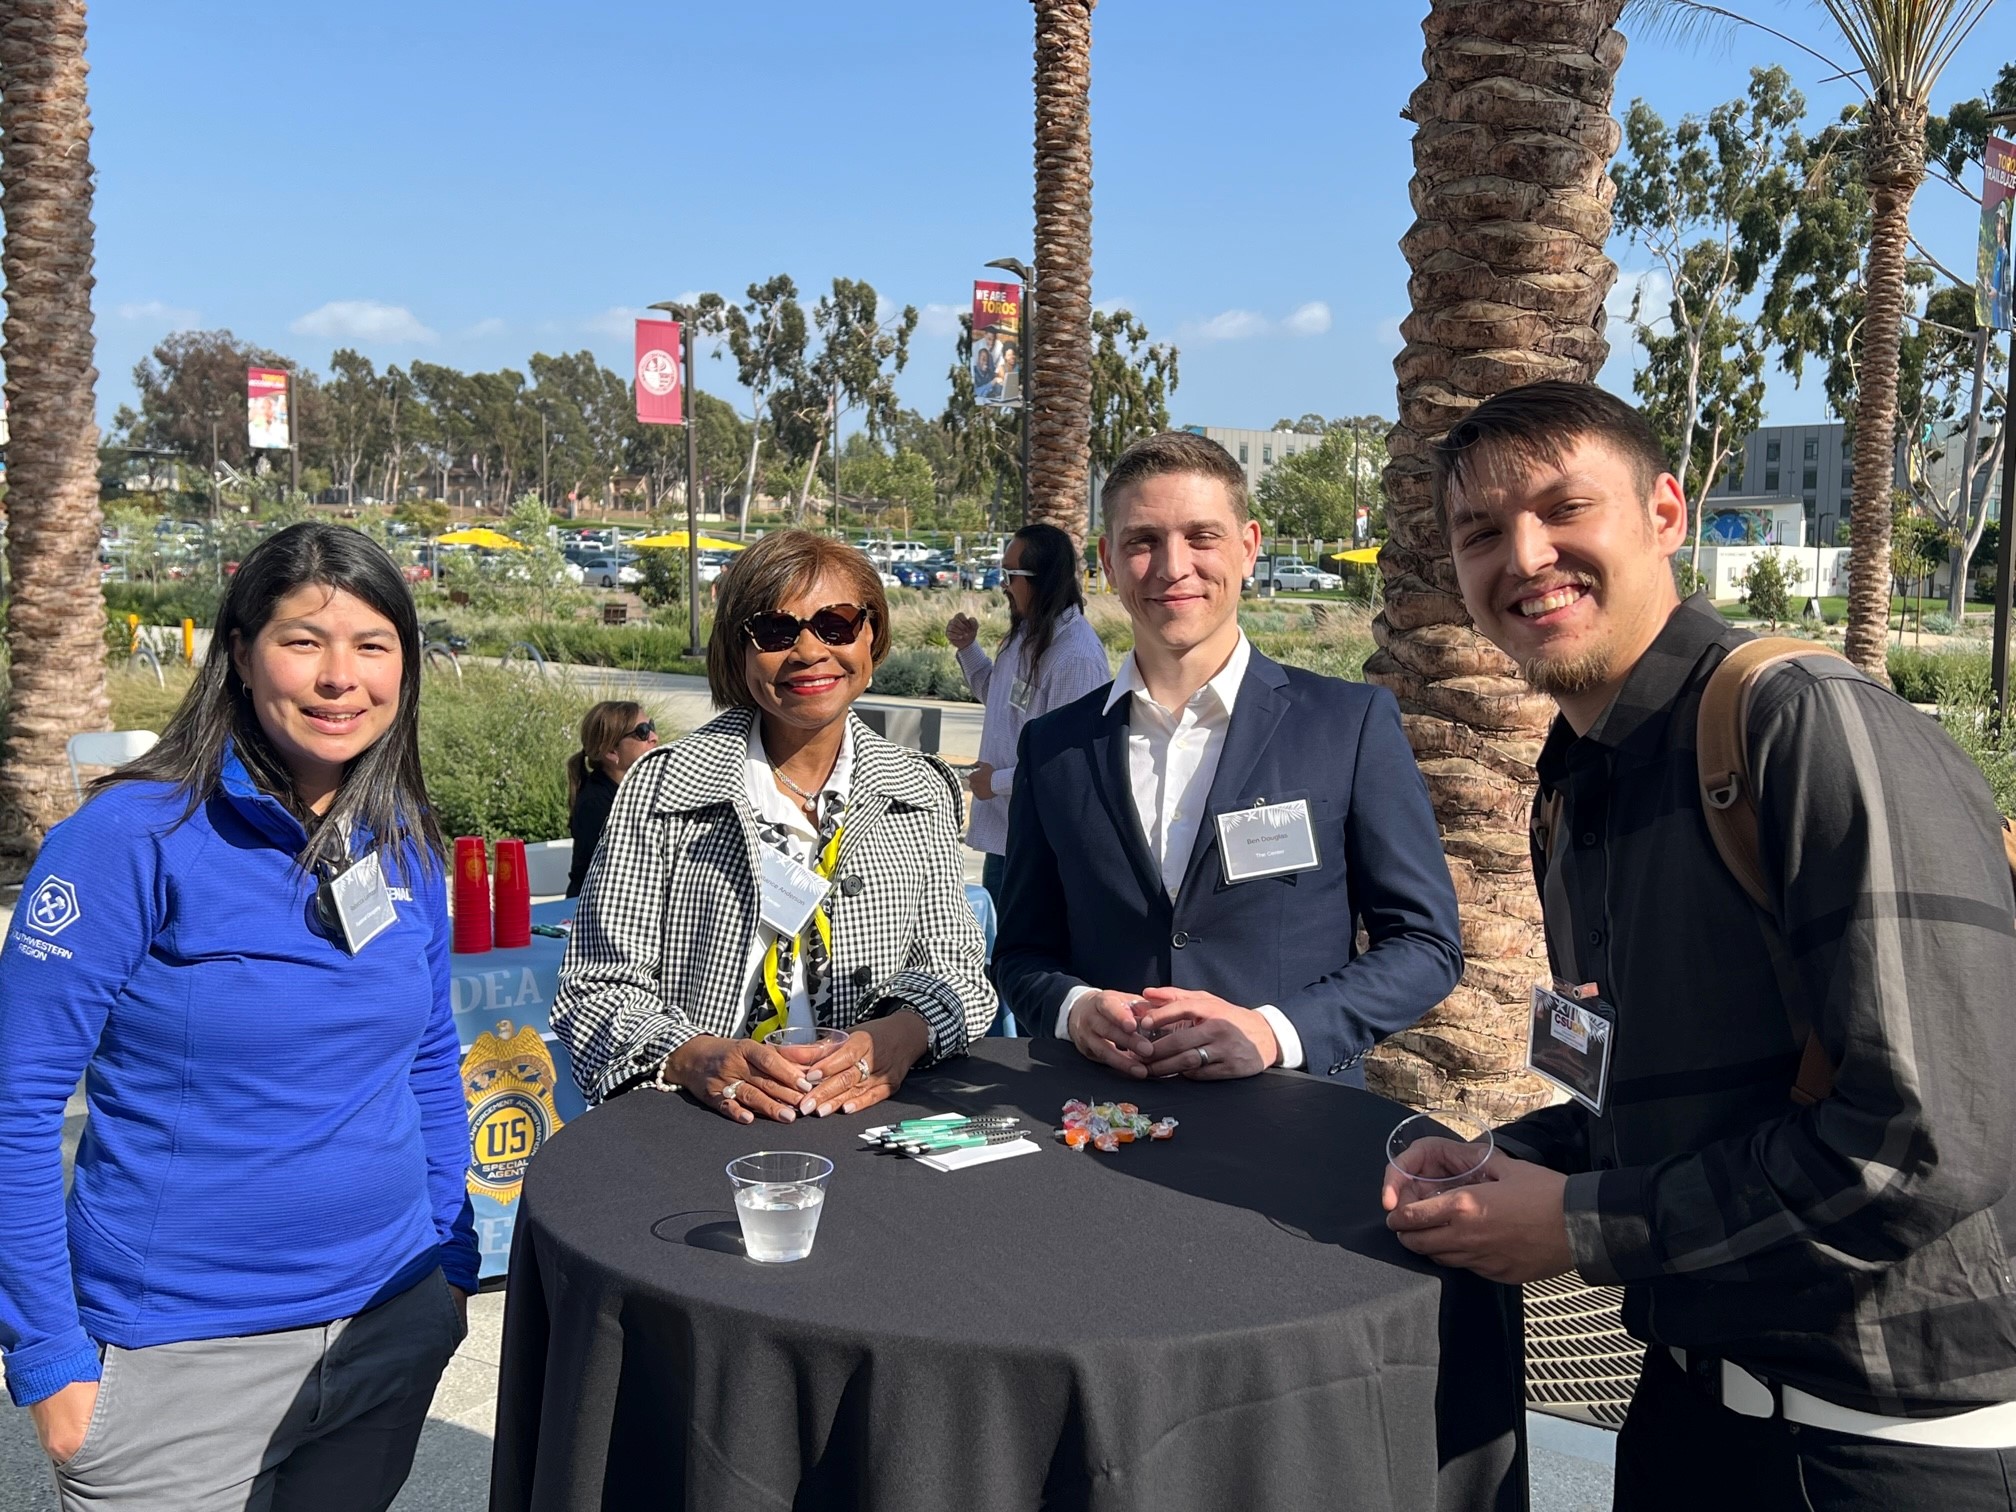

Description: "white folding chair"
67 730 160 799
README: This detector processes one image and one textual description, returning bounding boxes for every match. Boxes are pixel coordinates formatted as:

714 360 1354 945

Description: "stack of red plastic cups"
493 838 531 949
452 837 492 954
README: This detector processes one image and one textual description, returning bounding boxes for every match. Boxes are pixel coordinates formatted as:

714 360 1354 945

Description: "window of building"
1804 437 1819 461
1803 466 1819 492
1765 439 1781 463
1765 468 1780 492
1263 444 1273 465
1239 444 1249 464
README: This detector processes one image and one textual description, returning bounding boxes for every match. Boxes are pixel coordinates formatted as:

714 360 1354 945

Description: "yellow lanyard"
750 821 845 1043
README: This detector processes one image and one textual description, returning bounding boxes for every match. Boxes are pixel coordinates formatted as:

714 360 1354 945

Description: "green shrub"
1889 648 1989 705
871 648 974 701
1922 611 1957 636
104 582 224 631
469 619 709 677
419 667 592 841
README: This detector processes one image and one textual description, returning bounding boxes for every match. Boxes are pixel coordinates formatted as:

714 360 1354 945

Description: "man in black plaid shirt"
1383 382 2016 1509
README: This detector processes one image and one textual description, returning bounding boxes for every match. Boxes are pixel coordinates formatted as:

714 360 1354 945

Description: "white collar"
1103 632 1251 718
744 718 855 836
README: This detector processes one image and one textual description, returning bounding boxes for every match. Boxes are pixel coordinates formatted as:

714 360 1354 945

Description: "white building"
1179 425 1328 497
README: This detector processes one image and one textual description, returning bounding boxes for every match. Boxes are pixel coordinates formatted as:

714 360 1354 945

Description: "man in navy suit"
995 431 1462 1085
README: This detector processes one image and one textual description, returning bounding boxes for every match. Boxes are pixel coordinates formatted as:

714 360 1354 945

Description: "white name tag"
759 847 830 937
329 851 398 954
1009 677 1036 714
1216 798 1321 884
1525 982 1615 1115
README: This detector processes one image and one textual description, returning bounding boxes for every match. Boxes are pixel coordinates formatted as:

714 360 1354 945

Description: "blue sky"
82 0 2008 440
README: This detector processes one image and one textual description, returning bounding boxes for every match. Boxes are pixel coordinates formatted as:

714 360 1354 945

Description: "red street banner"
1982 136 2014 331
634 320 683 425
971 280 1022 407
247 367 291 450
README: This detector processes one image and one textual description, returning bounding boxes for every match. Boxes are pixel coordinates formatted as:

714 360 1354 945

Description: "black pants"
1614 1346 2016 1511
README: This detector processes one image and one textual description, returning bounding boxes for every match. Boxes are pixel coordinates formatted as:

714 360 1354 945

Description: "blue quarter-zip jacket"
0 748 477 1407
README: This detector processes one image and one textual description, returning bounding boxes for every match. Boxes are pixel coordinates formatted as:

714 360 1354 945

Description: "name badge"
1525 981 1616 1115
1010 677 1036 714
1216 798 1321 884
759 847 830 937
327 850 398 955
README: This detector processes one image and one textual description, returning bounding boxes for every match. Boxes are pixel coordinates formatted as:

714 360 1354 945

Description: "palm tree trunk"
1028 0 1095 548
1840 100 1926 687
0 0 111 860
1362 0 1626 1128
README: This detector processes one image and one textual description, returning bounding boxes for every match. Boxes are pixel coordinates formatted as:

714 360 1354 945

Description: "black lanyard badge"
315 851 398 955
1526 979 1617 1115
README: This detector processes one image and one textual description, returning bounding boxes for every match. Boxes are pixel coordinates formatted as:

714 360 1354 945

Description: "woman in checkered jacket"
552 530 997 1122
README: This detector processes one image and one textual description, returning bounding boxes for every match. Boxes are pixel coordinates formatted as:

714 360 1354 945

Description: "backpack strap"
1697 637 1850 1105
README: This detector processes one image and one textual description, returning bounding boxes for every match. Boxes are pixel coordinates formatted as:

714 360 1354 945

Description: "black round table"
489 1039 1526 1512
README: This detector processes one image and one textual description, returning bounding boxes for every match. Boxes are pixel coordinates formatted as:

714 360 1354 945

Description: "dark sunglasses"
741 603 873 653
625 720 656 743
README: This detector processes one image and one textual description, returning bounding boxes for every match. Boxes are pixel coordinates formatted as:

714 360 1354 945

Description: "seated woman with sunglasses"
553 530 996 1121
564 700 660 898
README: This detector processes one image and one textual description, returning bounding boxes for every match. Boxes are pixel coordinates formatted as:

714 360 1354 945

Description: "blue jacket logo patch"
25 877 80 937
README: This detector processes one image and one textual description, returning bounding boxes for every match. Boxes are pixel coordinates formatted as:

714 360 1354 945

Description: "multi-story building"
1705 422 1858 546
1179 425 1328 498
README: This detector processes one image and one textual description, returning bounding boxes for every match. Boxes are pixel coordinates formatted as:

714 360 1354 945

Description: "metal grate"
1523 1276 1640 1428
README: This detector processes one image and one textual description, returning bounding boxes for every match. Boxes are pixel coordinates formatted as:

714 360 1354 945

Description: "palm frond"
1816 0 1997 106
1625 0 1861 91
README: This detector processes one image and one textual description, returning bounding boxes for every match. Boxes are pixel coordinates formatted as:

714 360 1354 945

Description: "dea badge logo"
462 1020 566 1204
636 346 679 397
26 877 81 937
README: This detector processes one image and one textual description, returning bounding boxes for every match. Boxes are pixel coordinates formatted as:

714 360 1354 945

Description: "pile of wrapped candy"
1058 1099 1177 1152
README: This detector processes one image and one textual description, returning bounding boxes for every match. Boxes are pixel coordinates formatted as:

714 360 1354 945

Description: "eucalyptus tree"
1610 66 1801 566
773 279 917 520
723 275 807 539
1088 309 1178 480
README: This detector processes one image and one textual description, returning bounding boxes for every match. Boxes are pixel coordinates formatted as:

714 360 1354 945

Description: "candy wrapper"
1057 1099 1177 1152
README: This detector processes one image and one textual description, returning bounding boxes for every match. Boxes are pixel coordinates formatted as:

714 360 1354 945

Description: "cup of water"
769 1026 850 1050
726 1151 833 1263
1385 1114 1495 1207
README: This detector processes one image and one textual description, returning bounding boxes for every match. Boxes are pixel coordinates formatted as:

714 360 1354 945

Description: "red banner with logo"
634 320 683 425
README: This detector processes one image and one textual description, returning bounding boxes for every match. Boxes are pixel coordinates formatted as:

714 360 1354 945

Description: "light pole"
986 256 1034 525
649 299 705 657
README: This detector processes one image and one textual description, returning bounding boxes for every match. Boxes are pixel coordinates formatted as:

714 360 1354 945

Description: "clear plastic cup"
1385 1114 1495 1207
769 1026 850 1050
726 1151 834 1263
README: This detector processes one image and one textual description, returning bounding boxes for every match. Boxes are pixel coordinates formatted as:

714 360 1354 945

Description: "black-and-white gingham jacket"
552 707 997 1103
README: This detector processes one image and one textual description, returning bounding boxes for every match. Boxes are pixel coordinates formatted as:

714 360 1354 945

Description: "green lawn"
1719 595 1993 625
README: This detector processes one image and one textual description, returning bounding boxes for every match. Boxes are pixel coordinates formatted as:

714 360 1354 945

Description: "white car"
1267 560 1342 591
578 554 642 588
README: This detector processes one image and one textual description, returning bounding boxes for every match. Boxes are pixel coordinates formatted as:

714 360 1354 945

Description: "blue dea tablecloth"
454 888 999 1280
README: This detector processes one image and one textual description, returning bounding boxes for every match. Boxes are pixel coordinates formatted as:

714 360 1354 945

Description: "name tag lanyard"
751 821 844 1043
314 839 399 956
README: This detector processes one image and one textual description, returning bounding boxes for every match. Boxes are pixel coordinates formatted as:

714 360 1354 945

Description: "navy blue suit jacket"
994 648 1461 1082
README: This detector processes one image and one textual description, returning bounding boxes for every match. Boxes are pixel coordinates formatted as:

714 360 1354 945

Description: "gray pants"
51 1267 465 1512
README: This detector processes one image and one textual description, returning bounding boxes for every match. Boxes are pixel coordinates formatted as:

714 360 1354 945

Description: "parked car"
919 556 961 589
1264 558 1342 592
890 561 931 590
697 553 730 585
878 569 901 589
578 553 642 588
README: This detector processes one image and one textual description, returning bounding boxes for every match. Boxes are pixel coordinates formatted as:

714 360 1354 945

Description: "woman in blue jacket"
0 523 477 1511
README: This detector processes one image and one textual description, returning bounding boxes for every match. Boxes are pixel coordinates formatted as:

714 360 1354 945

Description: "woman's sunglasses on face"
741 604 873 653
1002 569 1036 579
625 721 657 743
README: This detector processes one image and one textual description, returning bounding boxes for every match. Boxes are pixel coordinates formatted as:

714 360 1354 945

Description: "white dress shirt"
1056 633 1305 1069
741 721 855 1035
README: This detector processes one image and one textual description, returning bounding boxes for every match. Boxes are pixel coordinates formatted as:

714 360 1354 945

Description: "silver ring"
855 1057 871 1080
1196 1046 1211 1068
720 1079 744 1102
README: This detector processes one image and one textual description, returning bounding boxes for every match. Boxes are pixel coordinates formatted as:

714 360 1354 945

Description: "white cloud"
1180 301 1334 343
1187 308 1272 342
463 316 506 339
584 304 647 336
114 299 200 327
1283 300 1332 337
917 302 965 341
290 300 436 344
1092 296 1132 317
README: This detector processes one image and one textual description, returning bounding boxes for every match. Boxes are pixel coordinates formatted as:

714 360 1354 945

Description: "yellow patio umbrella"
1329 546 1381 565
433 527 526 550
630 531 746 551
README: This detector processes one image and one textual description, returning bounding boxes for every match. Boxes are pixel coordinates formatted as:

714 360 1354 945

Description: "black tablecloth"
490 1039 1526 1512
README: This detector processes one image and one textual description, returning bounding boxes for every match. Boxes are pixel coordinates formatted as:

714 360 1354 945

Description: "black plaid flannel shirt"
1495 595 2016 1416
